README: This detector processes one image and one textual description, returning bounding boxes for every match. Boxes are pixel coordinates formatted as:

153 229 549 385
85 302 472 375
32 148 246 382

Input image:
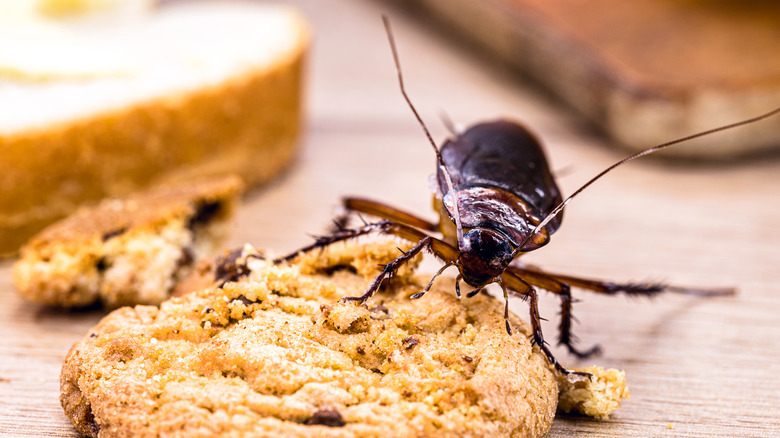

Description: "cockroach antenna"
513 106 780 259
382 15 466 249
438 109 461 136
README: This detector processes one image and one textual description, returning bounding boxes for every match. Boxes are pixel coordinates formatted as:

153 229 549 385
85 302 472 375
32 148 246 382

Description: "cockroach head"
458 228 514 287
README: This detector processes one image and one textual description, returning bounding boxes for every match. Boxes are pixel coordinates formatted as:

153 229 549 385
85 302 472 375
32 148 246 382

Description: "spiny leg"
279 195 443 265
501 271 584 376
506 264 734 359
343 221 460 302
281 216 461 305
341 236 433 304
507 266 601 358
511 264 734 297
557 287 601 358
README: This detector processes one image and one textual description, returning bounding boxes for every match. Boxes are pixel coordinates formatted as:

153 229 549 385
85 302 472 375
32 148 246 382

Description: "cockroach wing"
438 120 563 236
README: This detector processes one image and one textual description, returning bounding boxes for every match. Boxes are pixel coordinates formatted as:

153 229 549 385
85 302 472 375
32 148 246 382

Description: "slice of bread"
12 175 243 308
0 0 309 256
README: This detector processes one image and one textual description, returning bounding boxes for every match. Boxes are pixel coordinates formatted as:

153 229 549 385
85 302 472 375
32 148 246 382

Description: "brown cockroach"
277 17 780 375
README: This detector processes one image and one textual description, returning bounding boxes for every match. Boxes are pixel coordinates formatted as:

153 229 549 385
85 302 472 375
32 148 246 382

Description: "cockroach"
276 17 780 375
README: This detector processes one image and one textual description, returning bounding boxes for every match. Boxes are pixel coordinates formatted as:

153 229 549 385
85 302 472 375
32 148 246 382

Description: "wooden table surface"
2 0 779 436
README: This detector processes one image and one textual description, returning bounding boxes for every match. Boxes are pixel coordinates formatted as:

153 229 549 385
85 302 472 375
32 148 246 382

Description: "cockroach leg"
341 236 434 304
511 264 735 297
505 266 599 357
505 276 571 375
343 197 438 232
501 269 581 375
558 287 602 358
411 261 454 300
664 285 736 297
506 264 735 358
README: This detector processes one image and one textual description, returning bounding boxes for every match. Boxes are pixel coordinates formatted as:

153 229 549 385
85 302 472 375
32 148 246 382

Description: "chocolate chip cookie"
60 240 560 437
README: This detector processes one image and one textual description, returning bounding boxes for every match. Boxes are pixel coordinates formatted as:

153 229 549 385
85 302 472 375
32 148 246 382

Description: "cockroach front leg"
277 218 456 305
341 236 433 304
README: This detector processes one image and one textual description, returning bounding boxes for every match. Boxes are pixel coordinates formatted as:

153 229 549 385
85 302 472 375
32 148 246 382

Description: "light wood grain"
2 0 780 436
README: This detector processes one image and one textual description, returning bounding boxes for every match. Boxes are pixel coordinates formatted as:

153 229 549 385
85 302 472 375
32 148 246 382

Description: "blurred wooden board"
404 0 780 158
2 0 780 436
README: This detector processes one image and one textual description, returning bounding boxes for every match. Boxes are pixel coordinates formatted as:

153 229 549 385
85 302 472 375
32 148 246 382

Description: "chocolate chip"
187 201 223 229
95 257 109 272
101 227 127 242
214 248 244 283
305 407 345 427
178 247 195 269
322 264 358 275
83 403 100 437
231 295 260 306
214 247 264 286
402 336 419 350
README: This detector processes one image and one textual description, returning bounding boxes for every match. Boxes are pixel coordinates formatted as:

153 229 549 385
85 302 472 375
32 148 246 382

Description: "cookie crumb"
322 302 370 334
557 366 630 418
402 336 419 350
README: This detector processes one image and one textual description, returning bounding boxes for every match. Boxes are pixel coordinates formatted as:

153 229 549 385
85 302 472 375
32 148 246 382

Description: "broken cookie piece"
557 366 631 418
12 175 243 308
60 240 560 437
